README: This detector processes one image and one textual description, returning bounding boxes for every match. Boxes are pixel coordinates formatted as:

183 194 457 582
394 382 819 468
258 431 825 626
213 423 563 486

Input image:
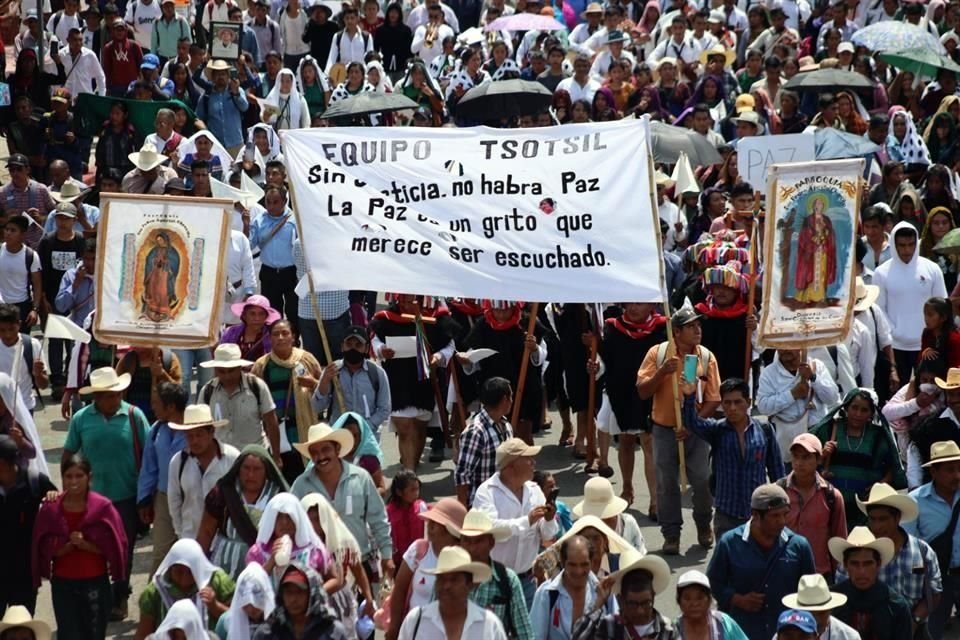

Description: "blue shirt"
196 87 250 148
529 572 617 640
249 210 297 268
684 395 784 519
904 482 960 568
43 203 100 234
707 521 816 640
54 266 95 323
136 420 187 504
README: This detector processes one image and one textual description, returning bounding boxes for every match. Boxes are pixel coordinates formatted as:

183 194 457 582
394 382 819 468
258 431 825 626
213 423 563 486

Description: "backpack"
333 29 370 55
491 562 515 637
202 372 265 413
20 333 43 408
775 476 839 531
23 246 37 298
655 342 712 375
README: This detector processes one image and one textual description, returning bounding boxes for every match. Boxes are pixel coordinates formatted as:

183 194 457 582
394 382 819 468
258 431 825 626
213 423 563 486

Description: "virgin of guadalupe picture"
138 230 186 322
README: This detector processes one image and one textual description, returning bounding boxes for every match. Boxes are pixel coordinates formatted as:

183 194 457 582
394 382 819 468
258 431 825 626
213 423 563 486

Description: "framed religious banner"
93 193 231 348
758 158 865 349
210 21 241 60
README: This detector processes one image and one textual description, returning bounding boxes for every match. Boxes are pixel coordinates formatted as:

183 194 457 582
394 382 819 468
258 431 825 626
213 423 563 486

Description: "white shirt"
405 2 460 33
167 441 240 538
222 230 256 324
325 29 374 73
589 49 636 82
411 23 455 65
648 35 701 65
144 131 183 154
555 76 601 104
842 316 875 389
0 336 43 410
279 9 310 56
473 473 559 574
0 244 41 305
202 0 234 34
398 601 507 640
658 199 686 252
125 0 164 50
59 46 107 97
568 23 600 54
46 11 83 44
403 541 438 609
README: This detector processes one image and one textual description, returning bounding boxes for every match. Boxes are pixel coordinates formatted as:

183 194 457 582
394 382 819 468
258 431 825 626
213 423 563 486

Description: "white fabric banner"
94 194 231 348
281 118 665 303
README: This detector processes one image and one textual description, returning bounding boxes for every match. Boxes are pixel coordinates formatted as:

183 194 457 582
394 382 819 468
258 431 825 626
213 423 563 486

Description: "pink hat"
790 433 823 455
231 294 281 325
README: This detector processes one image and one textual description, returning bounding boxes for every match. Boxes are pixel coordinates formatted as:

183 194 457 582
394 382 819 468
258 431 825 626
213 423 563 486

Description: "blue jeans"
299 311 349 366
172 347 215 399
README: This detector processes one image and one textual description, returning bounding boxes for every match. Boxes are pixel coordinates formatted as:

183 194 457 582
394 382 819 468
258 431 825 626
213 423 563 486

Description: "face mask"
920 383 939 395
343 348 365 365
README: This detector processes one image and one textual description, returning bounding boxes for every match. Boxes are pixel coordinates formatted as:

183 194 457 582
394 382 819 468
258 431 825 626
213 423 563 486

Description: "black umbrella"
782 68 874 93
455 79 554 120
321 92 419 120
649 121 724 166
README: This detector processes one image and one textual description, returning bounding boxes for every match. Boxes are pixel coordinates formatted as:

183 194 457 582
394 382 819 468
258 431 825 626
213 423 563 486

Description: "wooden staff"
510 302 541 430
409 307 452 448
306 272 347 413
665 316 688 492
585 304 601 468
744 215 759 381
448 361 467 457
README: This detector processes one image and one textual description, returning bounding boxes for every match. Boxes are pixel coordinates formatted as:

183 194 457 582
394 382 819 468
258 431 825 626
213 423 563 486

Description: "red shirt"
921 327 960 369
102 38 144 89
386 499 426 569
53 510 108 580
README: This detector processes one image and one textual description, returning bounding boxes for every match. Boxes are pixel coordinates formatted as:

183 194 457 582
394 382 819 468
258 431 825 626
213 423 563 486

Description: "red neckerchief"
605 313 666 339
694 297 749 319
448 298 484 317
483 306 521 331
373 305 450 324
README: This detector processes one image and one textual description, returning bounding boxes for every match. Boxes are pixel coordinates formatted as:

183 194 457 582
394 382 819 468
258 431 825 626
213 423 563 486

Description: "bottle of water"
275 534 292 567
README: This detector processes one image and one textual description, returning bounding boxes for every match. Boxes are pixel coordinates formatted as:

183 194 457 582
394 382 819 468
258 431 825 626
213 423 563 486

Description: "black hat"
344 325 368 344
6 153 28 168
671 308 702 327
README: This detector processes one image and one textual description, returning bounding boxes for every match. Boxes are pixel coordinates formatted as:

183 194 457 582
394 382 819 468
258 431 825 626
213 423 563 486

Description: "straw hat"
199 343 254 369
206 59 233 73
419 497 467 534
935 368 960 391
853 277 879 312
78 367 131 394
128 142 167 171
451 509 511 542
828 526 895 567
699 43 736 67
654 169 675 188
922 440 960 467
609 546 672 595
423 546 492 584
580 1 603 18
169 404 229 430
495 437 541 469
573 477 628 519
781 574 848 611
293 422 354 459
0 607 51 640
855 482 918 523
51 179 91 203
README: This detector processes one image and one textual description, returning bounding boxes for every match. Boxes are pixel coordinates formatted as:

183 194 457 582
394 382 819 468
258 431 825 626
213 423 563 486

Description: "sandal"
620 490 634 506
598 464 615 478
584 461 599 475
558 437 574 447
573 449 588 460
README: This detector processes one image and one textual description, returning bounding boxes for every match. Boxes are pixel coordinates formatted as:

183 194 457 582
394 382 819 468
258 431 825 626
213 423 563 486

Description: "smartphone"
229 67 238 80
243 141 255 162
547 488 560 504
683 354 699 383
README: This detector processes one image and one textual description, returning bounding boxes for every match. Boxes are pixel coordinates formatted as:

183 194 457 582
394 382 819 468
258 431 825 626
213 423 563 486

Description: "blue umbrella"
814 128 880 160
852 22 946 54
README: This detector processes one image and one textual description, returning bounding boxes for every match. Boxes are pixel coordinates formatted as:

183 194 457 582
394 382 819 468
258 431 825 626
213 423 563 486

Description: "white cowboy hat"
78 367 132 394
199 343 255 369
935 369 960 391
51 179 91 203
129 142 167 172
781 574 848 611
853 276 879 312
922 440 960 467
654 169 675 187
450 509 511 542
855 482 918 523
206 59 233 73
169 404 229 430
293 422 354 459
828 526 895 567
0 606 51 640
573 477 628 519
609 546 672 595
422 546 492 584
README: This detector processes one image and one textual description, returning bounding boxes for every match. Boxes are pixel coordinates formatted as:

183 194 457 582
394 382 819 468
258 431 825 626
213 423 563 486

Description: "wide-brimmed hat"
51 179 92 203
78 367 131 394
605 29 627 45
856 482 918 522
654 169 675 187
609 546 672 595
420 497 467 534
923 440 960 467
733 110 762 128
169 404 229 430
0 606 50 640
495 437 541 469
128 142 167 171
199 343 254 369
707 9 724 23
423 546 492 584
206 59 233 73
230 294 281 325
853 276 879 312
781 574 848 611
580 1 603 17
699 43 736 67
450 509 511 542
828 526 895 567
293 422 355 458
936 368 960 391
573 477 628 519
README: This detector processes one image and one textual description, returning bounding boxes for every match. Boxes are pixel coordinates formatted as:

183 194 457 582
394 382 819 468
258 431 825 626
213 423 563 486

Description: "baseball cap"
677 570 711 590
23 9 38 21
790 433 823 456
343 325 368 344
671 308 702 327
837 41 854 54
751 483 790 511
496 437 542 469
141 53 160 70
54 202 78 218
777 610 817 634
735 93 756 113
279 567 310 590
6 153 29 168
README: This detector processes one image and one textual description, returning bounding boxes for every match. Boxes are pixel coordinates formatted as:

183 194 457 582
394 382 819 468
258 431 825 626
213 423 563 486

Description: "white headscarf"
151 599 209 640
153 539 220 620
178 130 235 175
264 68 304 130
888 109 932 166
256 492 323 550
296 55 332 94
245 123 281 161
225 563 275 640
300 492 361 570
365 60 393 93
0 372 47 476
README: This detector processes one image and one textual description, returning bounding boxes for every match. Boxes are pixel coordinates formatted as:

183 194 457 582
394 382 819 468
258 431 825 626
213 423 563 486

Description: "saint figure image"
141 231 181 321
793 193 837 304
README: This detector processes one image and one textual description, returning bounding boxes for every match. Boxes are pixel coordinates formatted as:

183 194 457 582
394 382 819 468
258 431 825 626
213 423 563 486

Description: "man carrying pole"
637 307 721 555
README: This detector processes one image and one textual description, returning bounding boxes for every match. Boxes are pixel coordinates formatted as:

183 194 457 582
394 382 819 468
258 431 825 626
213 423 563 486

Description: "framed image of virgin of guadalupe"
93 193 231 348
758 158 864 349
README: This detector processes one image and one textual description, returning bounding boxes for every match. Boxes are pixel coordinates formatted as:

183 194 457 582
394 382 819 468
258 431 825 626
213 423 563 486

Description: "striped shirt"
837 529 942 606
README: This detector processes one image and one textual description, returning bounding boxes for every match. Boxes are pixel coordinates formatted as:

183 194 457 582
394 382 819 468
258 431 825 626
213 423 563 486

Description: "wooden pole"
744 219 759 381
665 318 688 492
413 305 452 448
448 362 468 457
510 302 541 431
585 305 600 469
306 272 347 414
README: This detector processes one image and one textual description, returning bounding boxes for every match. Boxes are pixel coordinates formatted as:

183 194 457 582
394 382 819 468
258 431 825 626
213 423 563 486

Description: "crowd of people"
4 0 960 637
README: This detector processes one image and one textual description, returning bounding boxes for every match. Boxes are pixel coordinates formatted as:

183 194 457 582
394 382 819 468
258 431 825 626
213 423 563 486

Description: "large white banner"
94 194 231 348
281 119 665 303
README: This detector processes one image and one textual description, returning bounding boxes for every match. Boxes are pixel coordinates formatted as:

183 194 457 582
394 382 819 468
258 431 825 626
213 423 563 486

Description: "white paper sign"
281 119 666 303
737 133 815 191
385 335 418 359
462 348 498 363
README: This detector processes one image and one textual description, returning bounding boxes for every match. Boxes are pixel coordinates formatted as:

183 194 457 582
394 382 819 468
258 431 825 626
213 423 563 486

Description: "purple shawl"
220 324 272 362
32 491 129 588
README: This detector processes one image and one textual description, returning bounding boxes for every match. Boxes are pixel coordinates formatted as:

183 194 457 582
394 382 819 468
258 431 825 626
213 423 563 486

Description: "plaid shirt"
454 408 512 505
469 560 534 640
836 529 942 606
293 240 350 320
